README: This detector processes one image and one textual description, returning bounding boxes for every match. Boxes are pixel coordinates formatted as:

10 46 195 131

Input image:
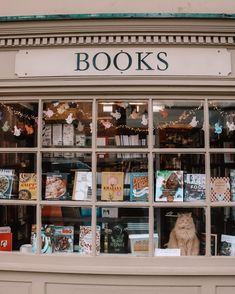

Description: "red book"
0 233 12 251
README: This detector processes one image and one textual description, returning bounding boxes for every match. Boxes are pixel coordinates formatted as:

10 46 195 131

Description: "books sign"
15 47 231 77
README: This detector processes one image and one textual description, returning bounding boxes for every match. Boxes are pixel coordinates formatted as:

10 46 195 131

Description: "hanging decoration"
189 116 199 128
101 120 113 129
129 109 139 119
13 125 21 136
77 121 85 132
53 101 59 107
117 102 129 109
43 108 54 118
25 124 34 135
65 113 75 124
2 121 10 132
214 122 223 134
89 122 92 133
110 110 121 120
226 121 235 132
159 109 169 118
141 114 148 126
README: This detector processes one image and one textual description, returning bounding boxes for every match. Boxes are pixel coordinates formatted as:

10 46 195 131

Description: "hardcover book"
0 169 16 199
184 173 206 201
31 224 54 254
0 232 12 251
79 225 100 255
210 177 231 202
105 223 128 254
230 169 235 201
129 172 149 202
19 173 37 200
72 171 92 201
45 173 68 200
220 234 235 256
101 172 124 201
63 124 74 146
53 226 74 253
155 170 183 202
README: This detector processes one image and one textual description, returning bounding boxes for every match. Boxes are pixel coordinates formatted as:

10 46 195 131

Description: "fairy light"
0 102 37 121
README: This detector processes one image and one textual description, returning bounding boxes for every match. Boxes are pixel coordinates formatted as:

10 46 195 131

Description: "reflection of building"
1 2 235 293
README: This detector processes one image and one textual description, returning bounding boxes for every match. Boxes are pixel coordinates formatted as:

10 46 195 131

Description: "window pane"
153 100 204 148
42 101 92 148
97 100 148 148
42 152 92 201
154 153 205 202
154 208 205 256
209 100 235 148
98 207 149 255
97 152 148 202
0 102 38 147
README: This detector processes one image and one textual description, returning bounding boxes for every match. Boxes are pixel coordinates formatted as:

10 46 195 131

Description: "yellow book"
101 172 124 201
19 173 37 200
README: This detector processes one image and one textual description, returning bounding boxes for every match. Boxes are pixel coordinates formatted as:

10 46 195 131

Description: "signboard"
15 47 231 77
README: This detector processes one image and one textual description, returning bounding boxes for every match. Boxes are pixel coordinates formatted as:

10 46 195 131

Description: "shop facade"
0 15 235 294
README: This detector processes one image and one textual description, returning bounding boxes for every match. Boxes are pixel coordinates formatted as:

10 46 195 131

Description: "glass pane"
97 100 148 148
42 100 92 148
209 100 235 148
0 102 38 147
0 205 36 252
210 153 235 202
39 206 92 254
42 152 92 201
0 153 37 200
153 100 204 148
211 207 235 256
98 207 149 255
154 208 205 256
97 152 148 202
154 153 205 202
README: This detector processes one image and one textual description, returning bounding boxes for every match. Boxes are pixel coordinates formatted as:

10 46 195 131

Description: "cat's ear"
187 212 192 217
177 213 182 217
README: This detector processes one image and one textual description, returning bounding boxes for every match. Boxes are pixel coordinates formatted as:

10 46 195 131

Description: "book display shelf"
0 98 235 257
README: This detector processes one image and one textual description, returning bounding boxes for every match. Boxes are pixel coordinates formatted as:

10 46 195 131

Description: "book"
184 174 206 201
104 223 128 254
53 226 74 253
63 124 74 146
75 134 86 147
45 173 68 200
42 123 52 147
0 169 16 199
210 177 231 202
52 124 63 146
31 224 54 254
220 234 235 256
230 169 235 201
18 173 37 200
72 171 92 201
101 172 124 201
155 170 183 202
129 172 149 202
200 233 217 256
0 232 12 251
79 225 100 255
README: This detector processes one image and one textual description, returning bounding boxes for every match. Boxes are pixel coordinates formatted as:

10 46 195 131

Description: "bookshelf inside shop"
0 99 235 257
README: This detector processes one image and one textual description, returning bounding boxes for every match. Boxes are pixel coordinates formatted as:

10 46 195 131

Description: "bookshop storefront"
1 15 235 294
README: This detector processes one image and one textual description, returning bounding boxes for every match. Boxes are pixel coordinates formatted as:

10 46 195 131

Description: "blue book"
130 172 149 202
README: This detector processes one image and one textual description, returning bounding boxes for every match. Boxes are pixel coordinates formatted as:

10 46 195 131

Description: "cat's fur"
166 212 199 256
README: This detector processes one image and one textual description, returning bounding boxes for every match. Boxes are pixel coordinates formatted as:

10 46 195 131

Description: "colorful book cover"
0 169 16 199
31 224 54 254
72 171 92 201
220 234 235 256
130 172 149 202
184 174 206 201
45 173 68 200
0 232 12 251
53 226 74 253
155 170 183 202
230 169 235 201
101 172 124 201
19 173 37 200
210 177 231 202
79 225 100 255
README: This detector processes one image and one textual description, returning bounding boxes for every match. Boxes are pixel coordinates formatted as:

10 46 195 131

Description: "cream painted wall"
0 0 235 17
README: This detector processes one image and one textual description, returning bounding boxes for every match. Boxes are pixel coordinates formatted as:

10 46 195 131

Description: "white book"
72 171 92 201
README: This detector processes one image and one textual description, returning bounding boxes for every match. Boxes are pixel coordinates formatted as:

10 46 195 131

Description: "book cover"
63 124 74 146
230 169 235 201
0 232 12 251
210 177 231 202
53 226 74 253
104 223 128 254
45 173 68 200
155 170 183 202
31 224 54 254
79 225 100 255
52 124 63 146
101 172 124 201
220 234 235 256
19 173 37 200
0 169 16 199
184 174 206 201
200 233 217 256
72 171 92 201
42 123 52 147
130 172 149 202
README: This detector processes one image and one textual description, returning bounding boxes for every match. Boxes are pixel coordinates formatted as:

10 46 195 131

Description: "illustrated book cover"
184 173 206 201
79 225 100 255
155 170 183 202
72 171 92 201
210 177 231 202
0 169 16 199
220 234 235 256
31 224 54 254
19 173 37 200
129 172 149 202
45 173 68 200
104 222 128 254
0 232 12 251
53 226 74 253
101 172 124 201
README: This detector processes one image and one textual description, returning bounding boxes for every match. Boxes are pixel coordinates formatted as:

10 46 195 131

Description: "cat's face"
175 213 194 230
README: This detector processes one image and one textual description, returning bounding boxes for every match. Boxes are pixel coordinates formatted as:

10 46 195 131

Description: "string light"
0 103 37 121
